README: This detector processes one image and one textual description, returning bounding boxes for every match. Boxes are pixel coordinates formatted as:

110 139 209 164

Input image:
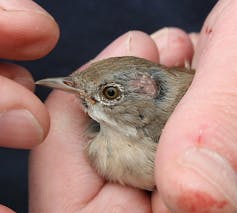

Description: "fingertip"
96 30 159 63
0 77 50 148
0 9 60 60
156 162 235 212
151 27 194 67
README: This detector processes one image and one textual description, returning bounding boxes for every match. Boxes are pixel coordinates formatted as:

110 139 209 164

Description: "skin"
0 0 59 212
1 0 237 212
0 0 59 150
29 0 237 212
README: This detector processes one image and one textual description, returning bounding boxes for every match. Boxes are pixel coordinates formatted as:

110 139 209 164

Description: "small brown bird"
36 56 194 191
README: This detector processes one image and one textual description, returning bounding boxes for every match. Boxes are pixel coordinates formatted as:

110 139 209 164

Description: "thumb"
156 0 237 212
0 0 59 60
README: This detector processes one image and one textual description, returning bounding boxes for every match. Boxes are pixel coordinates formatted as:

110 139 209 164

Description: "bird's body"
36 56 194 190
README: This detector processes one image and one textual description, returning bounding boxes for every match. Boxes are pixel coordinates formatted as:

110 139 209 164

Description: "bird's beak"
36 77 85 95
36 77 96 104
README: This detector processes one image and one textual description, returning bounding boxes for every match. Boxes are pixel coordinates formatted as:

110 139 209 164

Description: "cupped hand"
29 0 237 212
0 0 59 212
29 30 192 212
153 0 237 212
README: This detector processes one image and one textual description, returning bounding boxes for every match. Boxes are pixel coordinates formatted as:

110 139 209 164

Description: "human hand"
0 0 59 212
29 29 192 212
153 0 237 212
29 0 237 212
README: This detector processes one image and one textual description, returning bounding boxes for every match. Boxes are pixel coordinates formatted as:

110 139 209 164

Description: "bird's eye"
102 85 121 100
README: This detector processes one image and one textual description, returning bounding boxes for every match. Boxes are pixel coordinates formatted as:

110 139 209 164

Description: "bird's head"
36 56 193 137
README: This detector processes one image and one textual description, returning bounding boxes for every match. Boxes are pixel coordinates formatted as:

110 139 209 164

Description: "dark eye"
102 85 121 100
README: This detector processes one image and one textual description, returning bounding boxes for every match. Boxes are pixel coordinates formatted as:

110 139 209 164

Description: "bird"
36 56 194 191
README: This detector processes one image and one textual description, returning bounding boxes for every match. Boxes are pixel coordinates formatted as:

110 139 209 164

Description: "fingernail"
179 148 237 209
151 27 169 46
0 109 44 147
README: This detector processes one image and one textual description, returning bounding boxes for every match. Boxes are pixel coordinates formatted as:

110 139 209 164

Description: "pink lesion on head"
130 74 158 97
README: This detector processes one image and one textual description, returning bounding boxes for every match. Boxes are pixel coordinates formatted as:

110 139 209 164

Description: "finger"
95 30 160 63
156 0 237 212
0 76 49 148
0 0 59 60
151 27 194 67
30 31 158 212
79 31 159 71
0 63 34 91
0 205 16 213
189 32 200 51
